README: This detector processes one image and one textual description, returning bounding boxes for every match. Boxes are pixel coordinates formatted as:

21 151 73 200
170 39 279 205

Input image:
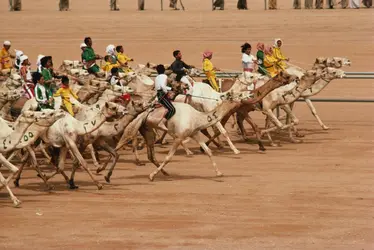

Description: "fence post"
264 0 267 10
161 0 163 10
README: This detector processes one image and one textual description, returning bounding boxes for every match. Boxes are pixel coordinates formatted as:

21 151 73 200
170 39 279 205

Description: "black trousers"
157 90 176 120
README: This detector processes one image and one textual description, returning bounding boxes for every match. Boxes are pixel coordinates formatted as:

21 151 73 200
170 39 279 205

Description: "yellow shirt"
203 58 216 78
273 47 287 70
117 52 132 65
264 55 279 77
102 61 120 72
0 48 13 69
53 87 78 102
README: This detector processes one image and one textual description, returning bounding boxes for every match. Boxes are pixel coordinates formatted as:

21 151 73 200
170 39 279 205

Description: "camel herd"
0 56 350 207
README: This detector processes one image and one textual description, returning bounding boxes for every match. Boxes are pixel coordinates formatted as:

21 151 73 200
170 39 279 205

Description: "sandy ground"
1 1 374 249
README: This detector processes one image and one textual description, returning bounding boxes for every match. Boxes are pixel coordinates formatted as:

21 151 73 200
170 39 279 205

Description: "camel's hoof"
291 139 302 143
216 171 224 177
199 147 205 153
14 179 20 188
233 150 240 155
96 167 104 174
270 143 279 147
322 125 329 130
186 151 194 156
97 183 103 190
257 150 266 154
68 179 79 189
161 170 170 176
149 173 156 181
13 199 22 208
295 133 305 138
136 161 145 166
47 184 55 191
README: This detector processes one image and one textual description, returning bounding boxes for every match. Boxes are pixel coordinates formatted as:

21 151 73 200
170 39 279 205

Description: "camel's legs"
0 153 19 189
155 131 168 144
280 105 301 143
39 143 52 162
181 138 194 156
191 132 223 177
236 112 249 141
27 146 53 189
304 98 329 130
0 172 21 207
97 141 120 183
200 128 222 148
87 144 101 169
13 159 27 187
214 123 240 154
149 138 182 181
65 138 102 190
132 135 144 166
242 113 266 152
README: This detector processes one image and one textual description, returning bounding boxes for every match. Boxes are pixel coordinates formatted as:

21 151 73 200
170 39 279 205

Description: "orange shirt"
0 48 13 69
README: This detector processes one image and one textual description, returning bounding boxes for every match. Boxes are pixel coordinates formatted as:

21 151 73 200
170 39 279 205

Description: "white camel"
261 68 346 145
39 102 126 190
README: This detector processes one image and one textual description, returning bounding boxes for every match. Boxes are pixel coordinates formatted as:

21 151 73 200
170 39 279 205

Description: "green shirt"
256 50 267 75
41 68 52 81
82 47 96 62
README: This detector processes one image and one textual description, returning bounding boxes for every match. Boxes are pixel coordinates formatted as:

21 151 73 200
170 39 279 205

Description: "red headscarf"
264 46 273 56
256 42 265 51
202 50 213 61
121 93 131 101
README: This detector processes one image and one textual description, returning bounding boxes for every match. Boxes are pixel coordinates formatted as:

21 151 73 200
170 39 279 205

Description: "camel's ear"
105 102 109 108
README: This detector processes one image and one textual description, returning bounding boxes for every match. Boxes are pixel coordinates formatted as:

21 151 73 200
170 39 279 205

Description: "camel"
108 90 271 181
165 72 261 155
282 57 351 131
0 110 47 207
75 99 148 182
232 57 351 143
202 71 299 151
5 109 66 189
39 102 126 190
261 68 346 145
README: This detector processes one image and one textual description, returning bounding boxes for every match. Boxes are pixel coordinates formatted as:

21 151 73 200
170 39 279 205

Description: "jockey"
202 50 220 92
14 50 24 70
0 41 15 70
264 46 279 77
82 37 102 76
53 76 79 116
241 42 257 73
19 55 35 99
170 50 194 97
155 64 176 126
34 72 54 110
272 38 290 70
116 45 134 73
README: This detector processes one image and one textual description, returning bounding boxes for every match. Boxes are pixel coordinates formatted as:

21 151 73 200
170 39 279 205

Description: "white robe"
349 0 360 8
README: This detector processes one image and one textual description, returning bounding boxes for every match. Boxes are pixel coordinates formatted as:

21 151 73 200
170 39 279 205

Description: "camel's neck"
301 77 332 97
281 77 316 103
195 101 239 132
0 121 32 152
15 124 49 149
251 78 287 104
0 99 8 109
75 111 108 135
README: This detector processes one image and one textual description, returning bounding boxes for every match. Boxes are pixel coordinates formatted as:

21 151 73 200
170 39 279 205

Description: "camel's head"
1 68 11 76
321 67 346 80
33 109 66 126
70 68 89 76
328 57 351 68
6 74 23 88
237 72 261 91
102 102 128 120
314 57 351 69
18 110 38 124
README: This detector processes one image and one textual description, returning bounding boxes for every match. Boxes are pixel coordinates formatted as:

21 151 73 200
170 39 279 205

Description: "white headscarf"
37 54 45 72
106 44 116 56
19 55 29 67
80 43 87 49
3 41 11 46
274 38 282 48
